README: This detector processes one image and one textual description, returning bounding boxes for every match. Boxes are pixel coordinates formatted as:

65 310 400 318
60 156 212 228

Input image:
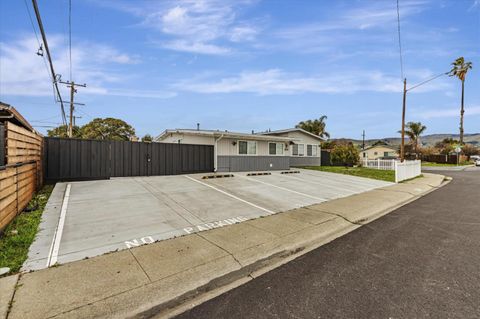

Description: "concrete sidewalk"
2 173 447 319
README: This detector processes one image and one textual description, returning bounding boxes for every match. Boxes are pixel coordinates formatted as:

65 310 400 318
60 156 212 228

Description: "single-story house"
258 128 325 167
360 145 399 160
155 127 324 172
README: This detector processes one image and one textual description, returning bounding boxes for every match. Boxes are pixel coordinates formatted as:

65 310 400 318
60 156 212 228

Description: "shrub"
331 143 359 167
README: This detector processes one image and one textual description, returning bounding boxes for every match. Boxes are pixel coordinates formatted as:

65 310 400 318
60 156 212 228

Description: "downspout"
214 134 224 172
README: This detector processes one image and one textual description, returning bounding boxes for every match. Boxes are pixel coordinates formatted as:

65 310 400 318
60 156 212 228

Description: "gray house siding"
289 156 321 167
217 156 290 172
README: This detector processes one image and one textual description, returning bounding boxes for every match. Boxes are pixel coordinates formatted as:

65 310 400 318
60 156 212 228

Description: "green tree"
330 143 359 167
47 125 82 138
80 118 135 141
461 144 479 157
141 134 153 142
296 115 330 139
404 122 427 158
320 140 336 150
435 138 458 155
448 57 473 144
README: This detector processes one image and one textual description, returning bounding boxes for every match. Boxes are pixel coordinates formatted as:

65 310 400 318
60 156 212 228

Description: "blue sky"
0 0 479 139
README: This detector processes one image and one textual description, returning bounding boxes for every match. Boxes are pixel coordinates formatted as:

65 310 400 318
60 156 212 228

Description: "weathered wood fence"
0 122 43 230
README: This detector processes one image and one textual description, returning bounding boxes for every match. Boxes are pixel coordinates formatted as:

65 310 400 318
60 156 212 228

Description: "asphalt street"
174 167 480 319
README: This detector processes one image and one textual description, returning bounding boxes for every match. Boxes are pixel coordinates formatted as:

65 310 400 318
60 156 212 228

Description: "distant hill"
333 133 480 148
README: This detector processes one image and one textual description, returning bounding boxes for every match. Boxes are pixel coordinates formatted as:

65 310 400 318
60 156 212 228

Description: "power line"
68 0 72 81
407 71 448 92
23 0 57 104
31 0 67 126
76 107 94 120
396 0 404 81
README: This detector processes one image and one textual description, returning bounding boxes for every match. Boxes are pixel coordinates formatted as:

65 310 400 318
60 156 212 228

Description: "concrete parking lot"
24 169 392 271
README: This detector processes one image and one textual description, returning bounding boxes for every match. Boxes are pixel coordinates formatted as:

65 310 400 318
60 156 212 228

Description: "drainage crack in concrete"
46 281 152 319
5 274 22 319
195 233 244 268
128 249 153 283
304 206 363 225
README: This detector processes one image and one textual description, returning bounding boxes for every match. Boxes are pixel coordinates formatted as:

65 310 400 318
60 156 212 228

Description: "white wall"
159 133 215 145
217 138 288 156
267 131 321 158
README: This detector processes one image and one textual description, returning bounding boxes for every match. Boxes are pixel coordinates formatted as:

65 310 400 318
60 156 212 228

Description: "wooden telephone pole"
60 81 86 137
362 130 366 150
400 78 407 162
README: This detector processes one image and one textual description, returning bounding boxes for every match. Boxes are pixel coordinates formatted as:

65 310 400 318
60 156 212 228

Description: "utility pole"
73 115 82 127
60 80 86 137
400 78 407 162
362 130 366 150
31 0 67 126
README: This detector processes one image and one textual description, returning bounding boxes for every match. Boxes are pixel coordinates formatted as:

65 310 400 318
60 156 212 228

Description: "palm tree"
404 122 427 158
296 115 330 139
448 57 473 144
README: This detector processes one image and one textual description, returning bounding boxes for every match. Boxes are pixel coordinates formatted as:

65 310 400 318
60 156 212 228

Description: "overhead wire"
396 0 404 81
68 0 72 82
30 0 68 126
407 71 448 92
76 107 94 120
23 0 57 105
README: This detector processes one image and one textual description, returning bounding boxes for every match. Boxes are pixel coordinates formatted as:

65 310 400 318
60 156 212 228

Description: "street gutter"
4 173 448 319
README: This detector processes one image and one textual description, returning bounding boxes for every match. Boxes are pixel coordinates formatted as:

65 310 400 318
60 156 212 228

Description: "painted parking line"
185 176 275 215
278 173 358 195
46 183 71 267
237 174 327 202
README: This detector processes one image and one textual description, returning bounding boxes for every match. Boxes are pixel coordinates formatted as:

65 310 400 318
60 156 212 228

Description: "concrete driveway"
24 169 392 271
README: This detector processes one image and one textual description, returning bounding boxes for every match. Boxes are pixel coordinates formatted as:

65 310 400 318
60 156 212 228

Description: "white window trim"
292 143 320 157
237 140 257 156
307 144 319 157
292 143 305 157
268 142 285 156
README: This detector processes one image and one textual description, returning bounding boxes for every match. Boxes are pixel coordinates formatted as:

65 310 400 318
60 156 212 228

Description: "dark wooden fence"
419 154 466 164
321 150 331 166
44 137 214 182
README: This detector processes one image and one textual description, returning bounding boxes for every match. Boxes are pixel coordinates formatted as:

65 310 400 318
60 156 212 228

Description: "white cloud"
162 40 231 55
271 0 428 54
470 0 480 10
419 105 480 119
115 0 259 55
173 68 449 95
230 25 258 42
0 35 173 99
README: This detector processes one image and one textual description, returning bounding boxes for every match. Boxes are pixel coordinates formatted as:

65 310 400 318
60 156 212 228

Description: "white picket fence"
362 159 396 170
394 160 422 183
362 159 421 183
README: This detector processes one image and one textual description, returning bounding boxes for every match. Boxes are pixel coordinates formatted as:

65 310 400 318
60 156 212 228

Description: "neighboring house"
259 128 325 167
156 129 298 172
360 145 399 160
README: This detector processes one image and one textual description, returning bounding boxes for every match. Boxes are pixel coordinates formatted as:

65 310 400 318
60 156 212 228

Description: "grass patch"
303 166 395 182
422 162 471 167
0 185 54 276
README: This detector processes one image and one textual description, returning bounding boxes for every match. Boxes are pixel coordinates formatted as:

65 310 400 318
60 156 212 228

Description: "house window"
238 140 256 155
307 145 318 156
269 142 284 155
363 152 366 158
384 152 389 157
374 151 378 156
297 144 305 156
